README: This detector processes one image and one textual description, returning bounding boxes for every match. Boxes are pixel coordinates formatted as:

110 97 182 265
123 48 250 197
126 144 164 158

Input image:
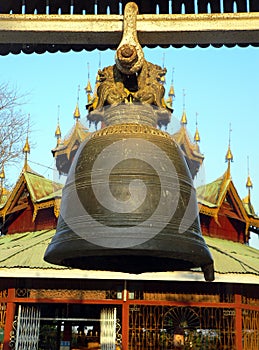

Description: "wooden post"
63 321 72 341
235 293 243 350
3 289 16 350
121 281 129 350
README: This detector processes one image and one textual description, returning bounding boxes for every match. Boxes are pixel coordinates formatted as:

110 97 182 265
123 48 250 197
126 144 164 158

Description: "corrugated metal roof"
0 230 65 270
205 236 259 275
0 230 258 283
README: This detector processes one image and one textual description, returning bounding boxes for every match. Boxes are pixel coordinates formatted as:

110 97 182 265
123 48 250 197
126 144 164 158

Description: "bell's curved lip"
44 226 214 281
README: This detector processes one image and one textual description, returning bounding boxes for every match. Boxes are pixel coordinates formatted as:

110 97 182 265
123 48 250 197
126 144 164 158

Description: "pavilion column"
56 321 62 350
63 321 72 342
121 282 129 350
235 293 243 350
3 288 16 350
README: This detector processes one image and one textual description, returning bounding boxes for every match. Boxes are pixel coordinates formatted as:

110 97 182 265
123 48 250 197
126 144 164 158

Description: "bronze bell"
44 2 214 281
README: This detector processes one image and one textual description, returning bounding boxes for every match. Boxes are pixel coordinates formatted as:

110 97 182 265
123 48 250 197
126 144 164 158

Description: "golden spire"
23 116 30 172
23 137 30 154
85 62 93 104
181 89 187 126
246 156 253 202
74 86 81 122
194 112 200 143
95 52 102 84
167 68 175 107
168 85 175 99
160 53 166 85
0 164 4 197
55 105 62 145
225 123 233 178
0 166 5 181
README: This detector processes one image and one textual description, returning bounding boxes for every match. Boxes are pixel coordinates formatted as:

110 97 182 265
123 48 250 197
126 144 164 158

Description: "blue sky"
1 45 259 248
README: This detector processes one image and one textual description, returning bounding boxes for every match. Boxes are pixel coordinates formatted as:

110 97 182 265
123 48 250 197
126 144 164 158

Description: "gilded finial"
96 52 102 84
23 136 30 154
225 123 233 178
167 68 175 107
0 166 5 181
0 164 4 197
85 62 93 104
168 85 175 99
246 175 253 188
160 53 166 85
55 105 62 144
246 156 253 203
74 86 81 121
23 116 31 171
225 123 233 162
181 89 187 125
194 112 200 143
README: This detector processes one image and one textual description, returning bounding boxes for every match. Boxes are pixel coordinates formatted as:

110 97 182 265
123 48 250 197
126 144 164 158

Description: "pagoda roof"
172 125 204 178
197 174 229 209
24 170 63 202
0 230 258 284
0 167 63 221
242 195 259 232
197 170 259 232
52 120 90 158
243 195 257 217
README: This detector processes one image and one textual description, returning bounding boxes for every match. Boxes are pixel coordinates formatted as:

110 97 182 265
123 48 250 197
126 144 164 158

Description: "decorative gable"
198 174 250 243
172 126 204 179
0 169 63 234
52 121 90 175
9 186 30 215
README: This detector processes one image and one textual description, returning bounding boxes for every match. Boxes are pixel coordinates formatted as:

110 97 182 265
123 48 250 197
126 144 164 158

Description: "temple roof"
243 195 257 217
0 230 258 284
197 170 259 232
172 124 204 178
242 194 259 233
52 120 89 155
197 174 230 209
0 188 10 209
52 120 90 175
0 167 63 221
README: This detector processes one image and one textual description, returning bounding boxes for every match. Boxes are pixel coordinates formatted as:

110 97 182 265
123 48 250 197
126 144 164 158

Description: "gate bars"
100 308 116 350
14 305 40 350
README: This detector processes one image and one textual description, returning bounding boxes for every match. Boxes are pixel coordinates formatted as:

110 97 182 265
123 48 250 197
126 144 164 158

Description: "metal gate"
100 308 116 350
129 305 236 349
14 305 40 350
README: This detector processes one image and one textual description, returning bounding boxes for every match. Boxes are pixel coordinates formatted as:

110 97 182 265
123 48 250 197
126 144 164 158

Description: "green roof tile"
205 236 259 275
25 172 63 203
0 230 65 270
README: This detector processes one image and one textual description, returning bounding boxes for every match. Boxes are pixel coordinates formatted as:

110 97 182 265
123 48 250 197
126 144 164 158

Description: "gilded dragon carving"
87 2 171 127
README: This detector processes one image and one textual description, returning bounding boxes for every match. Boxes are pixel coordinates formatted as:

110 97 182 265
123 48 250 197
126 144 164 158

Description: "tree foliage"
0 82 28 172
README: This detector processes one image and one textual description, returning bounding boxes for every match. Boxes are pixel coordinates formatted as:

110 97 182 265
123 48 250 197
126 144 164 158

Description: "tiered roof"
172 108 204 179
52 101 90 175
0 167 63 224
0 136 63 233
197 143 259 243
